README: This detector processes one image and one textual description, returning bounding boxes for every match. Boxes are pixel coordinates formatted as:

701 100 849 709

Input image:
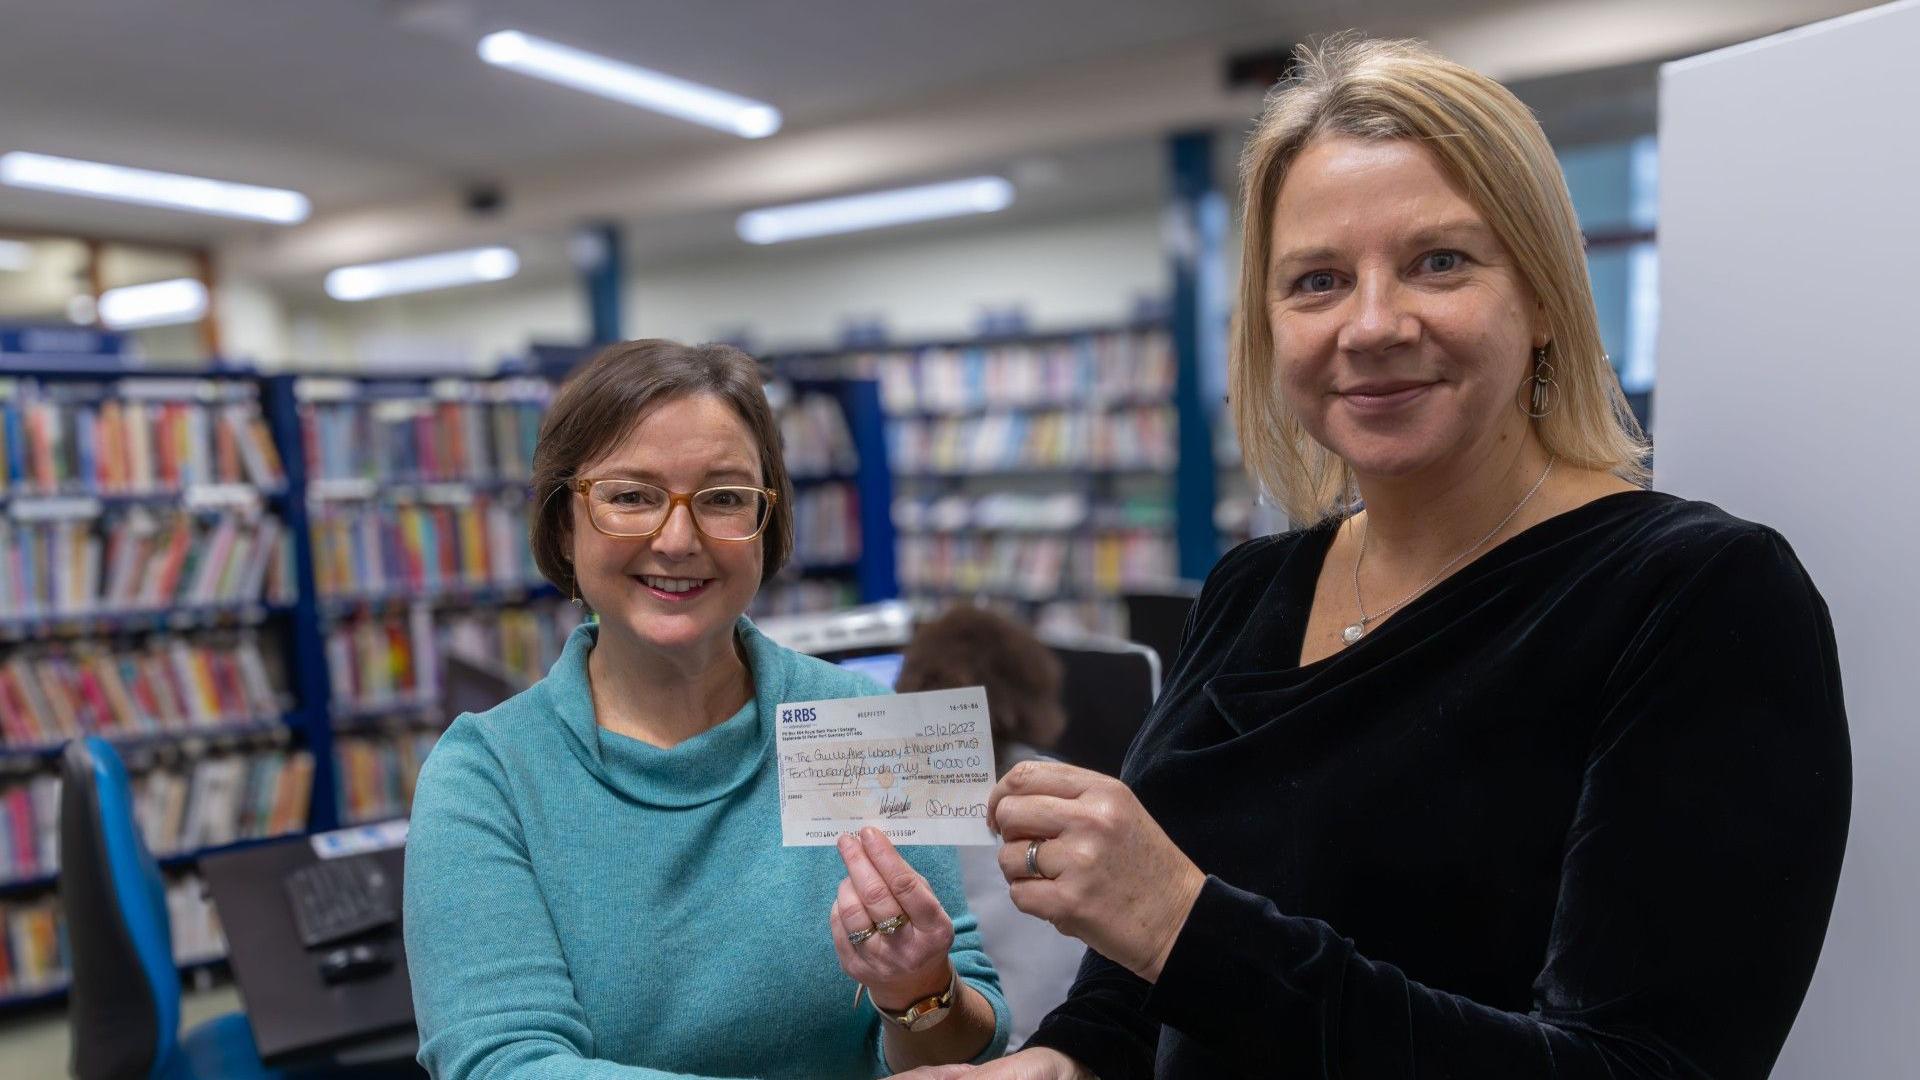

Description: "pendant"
1342 622 1366 645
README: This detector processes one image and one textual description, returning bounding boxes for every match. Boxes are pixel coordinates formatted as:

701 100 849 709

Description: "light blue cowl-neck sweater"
403 618 1010 1079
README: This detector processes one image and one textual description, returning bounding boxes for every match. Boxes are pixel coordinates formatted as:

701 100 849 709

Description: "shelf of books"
0 363 305 1007
1211 419 1291 550
279 373 583 834
752 377 898 619
0 358 895 1009
775 324 1176 635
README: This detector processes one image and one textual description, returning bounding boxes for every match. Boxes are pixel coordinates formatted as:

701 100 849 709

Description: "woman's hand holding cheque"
831 826 958 1009
834 826 1003 1074
987 760 1206 983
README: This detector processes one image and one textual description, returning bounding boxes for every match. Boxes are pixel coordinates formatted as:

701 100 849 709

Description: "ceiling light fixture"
478 30 781 139
325 247 520 301
0 152 310 224
737 177 1016 244
98 278 210 330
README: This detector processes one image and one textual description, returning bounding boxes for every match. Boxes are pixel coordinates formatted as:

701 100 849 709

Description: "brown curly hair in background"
895 606 1068 774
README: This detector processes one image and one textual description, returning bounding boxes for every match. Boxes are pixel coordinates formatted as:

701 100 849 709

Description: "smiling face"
568 393 766 666
1266 135 1548 486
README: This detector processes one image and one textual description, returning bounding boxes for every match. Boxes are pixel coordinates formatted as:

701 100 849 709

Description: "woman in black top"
966 37 1850 1080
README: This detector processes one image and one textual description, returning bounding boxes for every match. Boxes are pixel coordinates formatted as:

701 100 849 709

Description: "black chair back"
1045 635 1162 778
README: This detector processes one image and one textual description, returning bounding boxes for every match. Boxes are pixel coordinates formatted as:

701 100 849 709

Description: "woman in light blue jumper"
404 340 1008 1080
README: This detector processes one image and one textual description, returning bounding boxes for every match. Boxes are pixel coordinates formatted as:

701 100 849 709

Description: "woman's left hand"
987 760 1206 983
831 827 957 1011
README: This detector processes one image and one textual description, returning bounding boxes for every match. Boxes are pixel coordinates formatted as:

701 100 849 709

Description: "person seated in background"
970 35 1849 1080
403 339 1008 1079
894 606 1083 1048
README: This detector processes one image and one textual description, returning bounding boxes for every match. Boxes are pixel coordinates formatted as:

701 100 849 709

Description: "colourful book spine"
33 661 79 739
0 668 27 746
93 654 141 733
0 404 12 494
214 407 240 484
26 404 53 492
432 507 456 589
399 509 425 591
151 518 193 604
5 788 35 876
73 661 116 736
459 505 487 585
98 399 123 492
74 408 96 493
124 400 151 492
122 655 162 731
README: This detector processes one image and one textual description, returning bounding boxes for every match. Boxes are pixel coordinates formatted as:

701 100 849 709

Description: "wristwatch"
871 966 959 1032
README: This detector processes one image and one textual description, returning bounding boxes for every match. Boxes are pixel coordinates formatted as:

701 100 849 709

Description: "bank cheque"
775 686 997 846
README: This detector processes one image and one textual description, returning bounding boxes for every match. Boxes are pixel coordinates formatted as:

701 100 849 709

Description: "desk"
200 837 417 1068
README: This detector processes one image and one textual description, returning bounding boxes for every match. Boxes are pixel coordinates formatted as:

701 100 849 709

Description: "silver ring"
1025 838 1049 879
847 925 877 946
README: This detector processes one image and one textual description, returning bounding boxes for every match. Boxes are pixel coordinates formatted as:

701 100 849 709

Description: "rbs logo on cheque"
781 707 818 723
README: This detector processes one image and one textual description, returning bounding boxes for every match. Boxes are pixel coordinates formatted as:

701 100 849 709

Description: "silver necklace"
1343 456 1556 646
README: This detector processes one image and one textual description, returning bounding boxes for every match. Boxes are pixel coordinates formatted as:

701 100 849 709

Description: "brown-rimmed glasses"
571 478 777 541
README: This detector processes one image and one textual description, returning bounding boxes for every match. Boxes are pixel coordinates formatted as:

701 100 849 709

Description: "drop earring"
1520 344 1558 419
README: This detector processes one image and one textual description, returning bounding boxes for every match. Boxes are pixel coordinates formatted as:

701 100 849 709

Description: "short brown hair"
1233 36 1650 522
528 339 793 597
896 606 1067 768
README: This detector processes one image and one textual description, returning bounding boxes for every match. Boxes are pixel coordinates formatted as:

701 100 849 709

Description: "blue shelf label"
311 819 409 858
0 324 126 357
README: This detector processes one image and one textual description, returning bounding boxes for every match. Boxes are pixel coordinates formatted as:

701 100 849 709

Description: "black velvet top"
1025 491 1850 1079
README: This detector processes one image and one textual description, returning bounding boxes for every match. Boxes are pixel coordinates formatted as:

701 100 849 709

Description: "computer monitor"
442 653 526 719
835 652 904 688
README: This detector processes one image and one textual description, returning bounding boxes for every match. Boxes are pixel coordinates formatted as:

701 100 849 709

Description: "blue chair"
60 736 283 1080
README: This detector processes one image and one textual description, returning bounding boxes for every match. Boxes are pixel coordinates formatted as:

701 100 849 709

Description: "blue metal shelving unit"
770 320 1184 632
258 373 337 831
779 376 898 606
0 358 307 1009
835 379 898 605
0 361 569 1009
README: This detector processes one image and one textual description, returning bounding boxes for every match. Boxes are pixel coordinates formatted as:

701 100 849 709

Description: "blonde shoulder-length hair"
1231 35 1650 524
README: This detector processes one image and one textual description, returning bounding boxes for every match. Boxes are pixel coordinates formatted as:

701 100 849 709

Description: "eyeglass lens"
587 480 768 540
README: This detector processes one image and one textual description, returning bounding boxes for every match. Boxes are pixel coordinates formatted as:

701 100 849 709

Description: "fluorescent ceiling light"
0 152 310 224
98 278 209 330
737 177 1016 245
0 239 30 272
326 247 520 301
478 30 780 139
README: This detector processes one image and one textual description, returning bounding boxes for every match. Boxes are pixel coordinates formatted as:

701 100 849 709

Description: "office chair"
60 735 284 1080
1122 583 1200 688
1042 632 1162 778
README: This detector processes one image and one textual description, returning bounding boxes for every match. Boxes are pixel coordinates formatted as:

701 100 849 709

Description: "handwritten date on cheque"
775 686 996 846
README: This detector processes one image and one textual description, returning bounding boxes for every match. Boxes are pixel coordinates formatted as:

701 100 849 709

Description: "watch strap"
871 965 959 1032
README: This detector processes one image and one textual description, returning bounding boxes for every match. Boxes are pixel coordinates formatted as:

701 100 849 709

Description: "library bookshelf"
0 355 897 1010
769 322 1178 636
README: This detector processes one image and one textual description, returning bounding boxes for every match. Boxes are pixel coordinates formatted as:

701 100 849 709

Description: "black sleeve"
1019 536 1282 1078
1048 528 1851 1078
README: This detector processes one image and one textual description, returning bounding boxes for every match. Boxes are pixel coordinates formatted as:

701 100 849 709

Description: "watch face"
902 1003 952 1033
880 970 959 1031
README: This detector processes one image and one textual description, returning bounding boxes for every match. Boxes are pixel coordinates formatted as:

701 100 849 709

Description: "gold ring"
847 925 877 946
874 913 910 935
